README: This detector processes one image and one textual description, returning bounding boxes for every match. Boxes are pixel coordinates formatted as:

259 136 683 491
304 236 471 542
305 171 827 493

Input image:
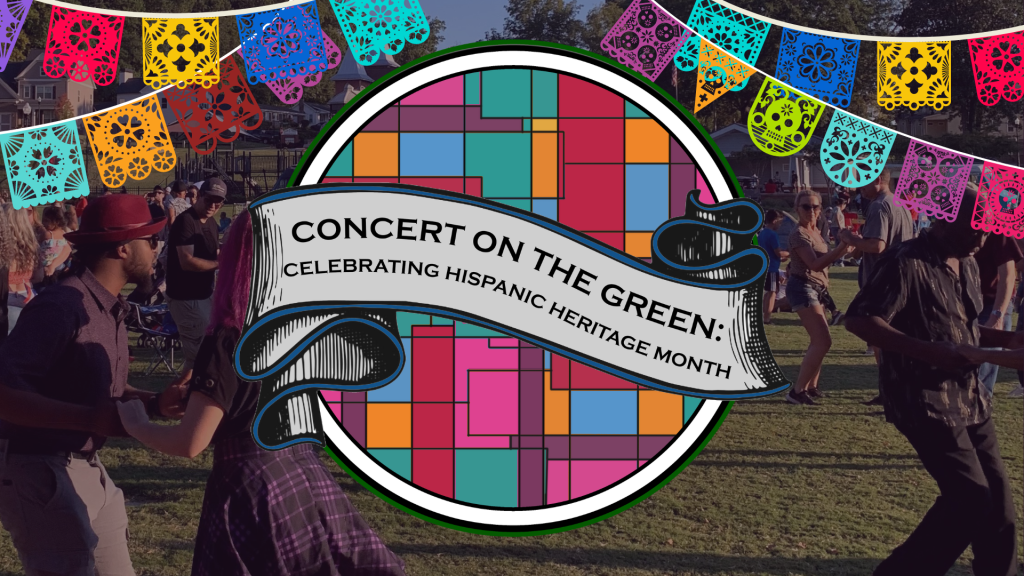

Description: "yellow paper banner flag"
877 41 951 111
142 18 220 88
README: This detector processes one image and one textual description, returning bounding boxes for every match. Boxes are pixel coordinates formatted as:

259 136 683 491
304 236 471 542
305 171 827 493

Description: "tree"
486 0 585 47
394 17 447 65
54 94 74 120
581 1 625 54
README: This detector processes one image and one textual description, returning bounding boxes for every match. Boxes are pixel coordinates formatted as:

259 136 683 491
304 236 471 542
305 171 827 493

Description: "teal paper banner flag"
0 120 89 209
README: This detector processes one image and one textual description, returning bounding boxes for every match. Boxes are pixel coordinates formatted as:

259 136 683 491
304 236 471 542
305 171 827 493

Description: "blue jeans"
978 303 1014 396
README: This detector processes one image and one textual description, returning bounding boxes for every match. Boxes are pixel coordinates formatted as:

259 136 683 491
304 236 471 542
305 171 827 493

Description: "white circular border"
301 48 729 528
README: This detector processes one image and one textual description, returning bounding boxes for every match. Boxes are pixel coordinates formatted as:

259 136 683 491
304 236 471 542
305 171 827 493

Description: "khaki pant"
167 296 212 371
0 445 134 576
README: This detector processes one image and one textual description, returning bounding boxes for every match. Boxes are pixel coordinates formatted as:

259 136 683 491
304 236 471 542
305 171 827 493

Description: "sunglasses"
799 203 822 211
137 235 159 250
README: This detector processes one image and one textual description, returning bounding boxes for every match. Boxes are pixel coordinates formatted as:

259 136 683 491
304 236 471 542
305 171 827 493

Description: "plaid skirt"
192 434 406 576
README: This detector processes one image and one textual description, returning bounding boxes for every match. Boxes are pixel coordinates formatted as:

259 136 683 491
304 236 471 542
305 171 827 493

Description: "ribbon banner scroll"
237 184 789 450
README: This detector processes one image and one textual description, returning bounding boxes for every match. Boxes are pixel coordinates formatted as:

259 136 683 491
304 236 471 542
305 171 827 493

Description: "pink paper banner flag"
894 140 974 222
601 0 690 82
971 162 1024 239
968 32 1024 106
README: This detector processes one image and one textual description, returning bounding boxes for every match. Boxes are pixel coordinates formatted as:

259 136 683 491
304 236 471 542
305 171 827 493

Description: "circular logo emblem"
291 43 743 534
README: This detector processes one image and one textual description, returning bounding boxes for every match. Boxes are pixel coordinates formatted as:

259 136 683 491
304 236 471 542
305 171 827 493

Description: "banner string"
698 0 1024 42
29 0 310 19
651 0 1021 173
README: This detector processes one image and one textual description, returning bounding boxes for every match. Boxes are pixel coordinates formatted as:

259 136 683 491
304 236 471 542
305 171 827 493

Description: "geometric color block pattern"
876 41 951 111
675 0 770 92
321 68 709 508
971 163 1024 239
968 32 1024 106
0 120 89 209
776 28 859 108
43 8 125 86
141 18 220 88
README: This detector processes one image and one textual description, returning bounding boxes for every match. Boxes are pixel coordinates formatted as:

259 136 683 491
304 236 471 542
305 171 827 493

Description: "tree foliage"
486 0 585 47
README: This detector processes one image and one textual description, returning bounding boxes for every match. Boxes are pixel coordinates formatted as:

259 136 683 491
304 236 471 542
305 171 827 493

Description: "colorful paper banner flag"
42 7 124 86
167 56 263 155
237 2 330 85
968 32 1023 106
0 120 88 209
266 32 342 104
0 0 32 72
877 41 951 111
819 111 895 188
601 0 690 82
747 79 824 156
83 96 176 188
675 0 769 92
893 141 973 222
694 37 753 112
971 163 1024 238
142 18 219 88
329 0 431 66
776 29 859 108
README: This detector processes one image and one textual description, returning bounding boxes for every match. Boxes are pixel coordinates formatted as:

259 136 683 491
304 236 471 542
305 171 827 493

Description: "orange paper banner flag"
84 96 176 188
695 37 754 113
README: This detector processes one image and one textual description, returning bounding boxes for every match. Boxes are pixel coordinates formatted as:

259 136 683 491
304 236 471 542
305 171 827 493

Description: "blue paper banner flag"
777 29 860 108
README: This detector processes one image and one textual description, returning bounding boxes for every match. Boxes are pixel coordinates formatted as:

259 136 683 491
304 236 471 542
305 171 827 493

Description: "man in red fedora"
0 194 186 576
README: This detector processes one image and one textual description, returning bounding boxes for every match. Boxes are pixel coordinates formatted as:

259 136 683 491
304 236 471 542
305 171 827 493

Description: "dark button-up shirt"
0 268 130 452
847 230 990 429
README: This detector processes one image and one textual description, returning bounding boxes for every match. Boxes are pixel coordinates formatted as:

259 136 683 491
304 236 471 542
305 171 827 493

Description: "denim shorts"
785 274 826 312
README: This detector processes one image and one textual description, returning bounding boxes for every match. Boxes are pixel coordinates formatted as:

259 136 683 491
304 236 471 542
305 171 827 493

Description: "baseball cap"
200 177 228 200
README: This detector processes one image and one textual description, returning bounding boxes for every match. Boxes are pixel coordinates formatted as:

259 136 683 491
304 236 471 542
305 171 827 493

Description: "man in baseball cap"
166 177 227 373
0 194 186 575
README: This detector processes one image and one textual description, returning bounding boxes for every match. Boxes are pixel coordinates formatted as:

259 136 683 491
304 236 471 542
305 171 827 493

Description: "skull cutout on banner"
747 79 824 156
971 163 1024 238
894 141 974 222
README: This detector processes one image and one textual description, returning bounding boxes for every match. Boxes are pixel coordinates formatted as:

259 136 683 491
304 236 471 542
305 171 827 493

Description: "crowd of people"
761 172 1022 576
0 188 407 575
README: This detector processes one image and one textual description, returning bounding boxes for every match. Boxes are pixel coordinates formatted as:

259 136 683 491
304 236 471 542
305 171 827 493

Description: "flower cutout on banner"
877 41 951 111
83 96 176 188
265 32 342 104
42 8 124 86
600 0 690 82
893 141 973 222
695 37 753 112
674 0 769 92
971 163 1024 238
0 0 32 72
968 32 1024 106
0 121 88 209
329 0 431 66
747 79 824 156
776 29 859 108
237 2 330 84
142 18 219 88
820 111 895 188
167 56 263 155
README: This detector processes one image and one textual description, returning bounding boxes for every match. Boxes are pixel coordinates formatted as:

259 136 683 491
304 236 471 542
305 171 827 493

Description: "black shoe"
862 395 883 406
786 390 816 405
807 388 825 399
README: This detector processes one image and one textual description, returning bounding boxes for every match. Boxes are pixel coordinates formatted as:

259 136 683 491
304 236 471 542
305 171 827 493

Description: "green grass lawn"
0 266 1021 575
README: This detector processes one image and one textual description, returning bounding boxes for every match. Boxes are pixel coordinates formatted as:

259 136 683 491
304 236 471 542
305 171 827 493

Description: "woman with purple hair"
117 212 406 576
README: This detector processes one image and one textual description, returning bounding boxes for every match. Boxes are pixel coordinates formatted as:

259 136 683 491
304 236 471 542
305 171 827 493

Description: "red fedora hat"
66 194 166 244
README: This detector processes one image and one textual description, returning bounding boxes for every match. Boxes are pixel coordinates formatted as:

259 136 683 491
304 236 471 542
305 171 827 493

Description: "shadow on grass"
388 544 884 575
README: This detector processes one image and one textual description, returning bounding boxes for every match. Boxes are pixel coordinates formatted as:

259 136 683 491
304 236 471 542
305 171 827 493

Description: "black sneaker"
807 388 826 399
786 390 816 405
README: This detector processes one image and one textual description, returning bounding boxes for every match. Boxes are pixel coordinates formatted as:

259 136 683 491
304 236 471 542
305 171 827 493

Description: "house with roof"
710 123 829 191
262 105 307 128
327 50 398 113
0 49 94 130
293 101 332 126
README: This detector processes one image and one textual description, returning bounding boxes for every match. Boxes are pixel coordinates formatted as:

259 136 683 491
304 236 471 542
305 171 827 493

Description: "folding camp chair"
127 303 182 376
